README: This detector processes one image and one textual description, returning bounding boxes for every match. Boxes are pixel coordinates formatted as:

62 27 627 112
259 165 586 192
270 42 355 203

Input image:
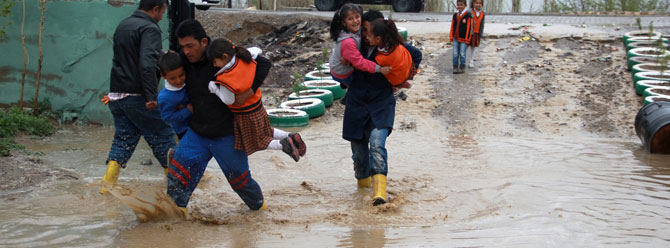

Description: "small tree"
635 17 642 31
33 0 46 113
291 72 306 98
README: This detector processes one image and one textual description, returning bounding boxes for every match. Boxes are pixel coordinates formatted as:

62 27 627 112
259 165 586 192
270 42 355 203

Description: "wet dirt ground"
2 13 670 247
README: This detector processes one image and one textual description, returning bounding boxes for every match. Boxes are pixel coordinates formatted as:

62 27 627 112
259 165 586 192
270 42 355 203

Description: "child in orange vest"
206 39 305 162
469 0 485 68
364 18 415 89
449 0 473 74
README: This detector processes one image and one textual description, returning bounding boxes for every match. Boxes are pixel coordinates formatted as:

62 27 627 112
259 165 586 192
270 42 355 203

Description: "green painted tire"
280 98 326 118
632 63 666 79
644 95 670 106
267 108 309 127
623 31 661 45
643 86 670 98
318 63 330 70
634 71 670 86
627 48 670 70
302 80 346 99
626 40 669 52
304 70 333 81
288 89 334 107
628 56 662 71
626 36 668 47
635 80 670 96
398 26 408 40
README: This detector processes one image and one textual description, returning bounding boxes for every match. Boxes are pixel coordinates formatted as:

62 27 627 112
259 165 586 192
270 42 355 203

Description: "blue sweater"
158 87 191 136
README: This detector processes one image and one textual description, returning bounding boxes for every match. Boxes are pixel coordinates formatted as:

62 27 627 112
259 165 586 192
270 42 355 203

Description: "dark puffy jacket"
110 11 162 102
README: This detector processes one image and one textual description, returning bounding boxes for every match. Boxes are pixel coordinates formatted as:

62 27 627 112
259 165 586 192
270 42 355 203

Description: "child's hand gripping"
380 66 392 75
101 95 110 105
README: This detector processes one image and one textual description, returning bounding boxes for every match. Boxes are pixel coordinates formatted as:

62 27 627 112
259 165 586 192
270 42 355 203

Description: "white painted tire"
634 71 670 85
318 63 330 70
304 70 333 81
643 86 670 98
636 80 670 96
280 98 326 118
267 108 309 127
288 89 334 107
628 47 670 60
302 80 346 99
624 30 661 44
644 95 670 106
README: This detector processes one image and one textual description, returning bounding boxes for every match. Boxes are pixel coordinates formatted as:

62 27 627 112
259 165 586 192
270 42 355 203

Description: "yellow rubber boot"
179 207 188 219
258 201 268 210
372 174 387 206
100 160 121 194
357 177 372 188
164 167 169 178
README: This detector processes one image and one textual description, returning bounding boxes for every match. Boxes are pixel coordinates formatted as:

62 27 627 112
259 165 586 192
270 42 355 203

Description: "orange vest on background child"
375 45 413 86
215 57 262 113
472 10 485 34
449 10 473 44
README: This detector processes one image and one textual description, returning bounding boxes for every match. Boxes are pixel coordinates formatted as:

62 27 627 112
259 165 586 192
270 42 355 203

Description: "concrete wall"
0 0 168 124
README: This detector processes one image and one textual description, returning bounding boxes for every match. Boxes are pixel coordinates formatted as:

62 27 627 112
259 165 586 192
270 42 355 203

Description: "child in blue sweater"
157 51 191 140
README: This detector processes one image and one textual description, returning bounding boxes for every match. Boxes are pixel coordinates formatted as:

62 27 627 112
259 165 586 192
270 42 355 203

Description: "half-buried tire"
267 108 309 127
644 95 670 106
302 80 346 99
289 89 334 107
280 98 326 118
636 80 670 96
304 70 333 81
318 63 330 70
397 26 408 40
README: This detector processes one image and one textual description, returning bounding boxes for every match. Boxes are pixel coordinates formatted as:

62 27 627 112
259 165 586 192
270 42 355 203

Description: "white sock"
469 47 476 63
273 128 290 139
267 140 282 150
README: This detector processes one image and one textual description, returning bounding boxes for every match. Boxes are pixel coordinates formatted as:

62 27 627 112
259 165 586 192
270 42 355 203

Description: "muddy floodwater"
3 22 670 246
1 117 670 246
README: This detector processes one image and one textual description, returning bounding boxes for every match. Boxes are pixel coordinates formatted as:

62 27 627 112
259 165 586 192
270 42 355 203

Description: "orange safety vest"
375 45 412 86
472 10 485 34
215 57 262 113
449 11 473 44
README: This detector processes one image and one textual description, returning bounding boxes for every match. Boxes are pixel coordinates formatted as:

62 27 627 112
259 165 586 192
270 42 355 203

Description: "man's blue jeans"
107 96 175 168
167 128 264 210
452 39 468 67
351 128 390 179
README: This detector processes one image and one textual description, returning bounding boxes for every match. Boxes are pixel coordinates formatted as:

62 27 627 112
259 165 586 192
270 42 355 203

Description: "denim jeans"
167 128 264 209
107 96 175 168
351 127 390 179
452 39 468 67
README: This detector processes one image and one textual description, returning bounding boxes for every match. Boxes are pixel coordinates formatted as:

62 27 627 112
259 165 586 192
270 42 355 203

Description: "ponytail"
329 10 343 41
234 45 252 63
370 18 404 50
206 38 252 64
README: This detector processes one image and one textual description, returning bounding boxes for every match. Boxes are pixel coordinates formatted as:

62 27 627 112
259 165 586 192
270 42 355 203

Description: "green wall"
0 0 169 124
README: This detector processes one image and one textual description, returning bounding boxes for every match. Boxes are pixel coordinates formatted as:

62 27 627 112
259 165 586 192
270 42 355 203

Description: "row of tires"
266 27 410 127
267 69 344 127
623 31 670 107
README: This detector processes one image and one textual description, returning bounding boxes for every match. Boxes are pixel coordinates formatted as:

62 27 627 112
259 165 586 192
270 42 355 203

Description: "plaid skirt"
234 106 274 155
470 33 481 47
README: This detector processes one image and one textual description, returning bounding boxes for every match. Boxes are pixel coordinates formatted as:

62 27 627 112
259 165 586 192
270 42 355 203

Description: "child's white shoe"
468 62 474 68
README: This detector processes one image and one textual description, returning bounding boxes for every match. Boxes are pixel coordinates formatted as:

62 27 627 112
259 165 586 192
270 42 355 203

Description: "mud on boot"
372 174 387 206
357 177 372 188
289 133 306 156
280 137 300 162
100 160 121 194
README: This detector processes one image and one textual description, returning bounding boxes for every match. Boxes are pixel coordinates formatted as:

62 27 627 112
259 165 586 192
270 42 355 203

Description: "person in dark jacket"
342 10 423 206
100 0 175 194
166 19 272 215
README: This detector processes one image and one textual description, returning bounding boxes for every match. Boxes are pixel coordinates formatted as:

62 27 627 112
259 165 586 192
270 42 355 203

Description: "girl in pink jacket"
328 3 390 86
